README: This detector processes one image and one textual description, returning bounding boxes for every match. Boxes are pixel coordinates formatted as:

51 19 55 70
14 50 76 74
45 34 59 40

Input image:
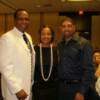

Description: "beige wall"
27 13 40 44
91 15 100 49
0 14 14 36
0 15 5 36
0 13 100 48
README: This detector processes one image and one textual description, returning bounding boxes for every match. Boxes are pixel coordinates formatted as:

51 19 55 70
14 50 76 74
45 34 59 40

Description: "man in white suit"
0 9 35 100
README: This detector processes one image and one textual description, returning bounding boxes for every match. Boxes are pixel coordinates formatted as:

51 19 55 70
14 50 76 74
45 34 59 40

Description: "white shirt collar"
13 27 24 37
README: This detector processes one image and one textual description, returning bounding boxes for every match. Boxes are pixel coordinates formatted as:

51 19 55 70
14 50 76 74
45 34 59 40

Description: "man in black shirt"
57 17 94 100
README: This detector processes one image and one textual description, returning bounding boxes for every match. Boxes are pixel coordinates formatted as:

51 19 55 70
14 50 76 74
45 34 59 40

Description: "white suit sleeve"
0 36 22 94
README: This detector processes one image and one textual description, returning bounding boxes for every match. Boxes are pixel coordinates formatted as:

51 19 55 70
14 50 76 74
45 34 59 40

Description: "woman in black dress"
32 26 58 100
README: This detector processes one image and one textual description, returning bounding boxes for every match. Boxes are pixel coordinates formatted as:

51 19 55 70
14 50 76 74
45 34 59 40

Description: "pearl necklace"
40 43 53 81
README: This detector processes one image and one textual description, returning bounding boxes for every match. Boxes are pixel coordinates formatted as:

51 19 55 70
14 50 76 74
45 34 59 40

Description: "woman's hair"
39 25 55 43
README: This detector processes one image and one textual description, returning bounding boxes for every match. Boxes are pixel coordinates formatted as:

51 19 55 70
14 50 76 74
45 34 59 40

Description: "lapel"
18 36 30 52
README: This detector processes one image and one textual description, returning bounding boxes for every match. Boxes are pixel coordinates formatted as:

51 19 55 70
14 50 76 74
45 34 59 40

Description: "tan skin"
39 27 53 47
61 20 84 100
14 10 30 100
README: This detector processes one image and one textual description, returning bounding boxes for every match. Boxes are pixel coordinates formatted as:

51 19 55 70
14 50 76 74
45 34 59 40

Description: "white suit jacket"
0 27 35 100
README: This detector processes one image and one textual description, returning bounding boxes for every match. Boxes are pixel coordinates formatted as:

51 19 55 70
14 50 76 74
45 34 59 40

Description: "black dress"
32 45 58 100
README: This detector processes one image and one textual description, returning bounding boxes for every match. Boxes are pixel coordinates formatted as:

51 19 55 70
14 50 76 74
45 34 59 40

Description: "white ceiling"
0 0 100 14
